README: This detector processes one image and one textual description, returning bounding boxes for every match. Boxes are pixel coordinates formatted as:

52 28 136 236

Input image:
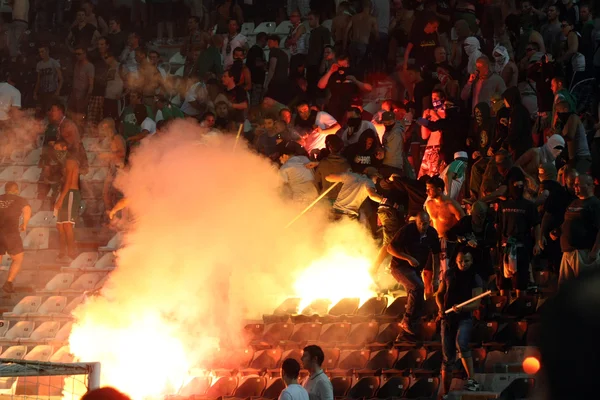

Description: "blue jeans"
441 318 473 371
391 264 424 325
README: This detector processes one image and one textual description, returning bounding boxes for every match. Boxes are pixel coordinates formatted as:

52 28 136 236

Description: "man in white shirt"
293 101 341 155
338 107 377 146
180 80 208 117
280 358 309 400
222 18 248 70
0 73 22 122
301 345 334 400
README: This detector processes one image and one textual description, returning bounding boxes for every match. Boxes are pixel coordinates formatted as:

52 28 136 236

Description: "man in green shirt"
155 95 185 122
196 35 224 80
120 92 154 140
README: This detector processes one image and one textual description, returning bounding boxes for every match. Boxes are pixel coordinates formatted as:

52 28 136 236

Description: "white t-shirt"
333 172 376 216
0 83 22 121
279 384 310 400
339 120 377 146
222 33 248 69
303 111 338 153
141 117 156 135
180 82 208 116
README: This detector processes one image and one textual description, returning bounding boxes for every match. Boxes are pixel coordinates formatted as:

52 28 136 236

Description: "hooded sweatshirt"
279 155 318 203
314 154 352 200
471 102 494 154
464 36 483 74
503 86 533 160
343 129 383 173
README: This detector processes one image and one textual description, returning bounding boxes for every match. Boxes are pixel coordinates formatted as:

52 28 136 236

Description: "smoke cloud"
68 120 380 399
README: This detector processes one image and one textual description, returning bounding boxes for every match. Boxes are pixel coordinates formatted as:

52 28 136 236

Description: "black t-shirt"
390 222 441 270
246 45 265 84
408 24 440 68
447 216 497 279
497 197 539 245
92 59 108 96
326 69 359 121
560 196 600 252
225 86 247 123
71 24 97 49
444 267 483 321
0 194 29 232
108 31 127 58
268 48 289 84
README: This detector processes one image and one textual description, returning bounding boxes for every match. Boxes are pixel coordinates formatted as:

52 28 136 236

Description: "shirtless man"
424 176 465 293
53 141 81 262
344 0 379 77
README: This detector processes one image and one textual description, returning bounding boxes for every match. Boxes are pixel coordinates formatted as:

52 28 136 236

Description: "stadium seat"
23 345 53 362
20 321 60 342
276 349 303 368
484 350 512 373
22 148 42 166
414 350 442 375
23 227 50 250
0 321 35 342
3 296 42 318
322 347 341 370
371 322 402 345
247 348 283 371
99 232 123 251
490 321 528 346
272 298 301 316
20 166 42 183
39 273 74 293
52 322 73 343
0 345 26 359
22 296 67 319
179 376 211 396
342 322 379 349
283 322 322 347
240 22 255 36
319 322 351 343
274 21 293 34
362 348 398 371
504 296 538 319
330 376 352 397
243 323 264 343
329 298 360 317
488 295 508 317
54 296 84 319
28 211 55 228
418 320 438 342
50 345 73 363
380 296 407 320
253 22 276 34
64 273 104 293
28 199 42 214
471 321 499 344
210 347 254 370
335 349 370 370
301 299 331 316
498 377 535 398
63 252 99 271
0 166 25 181
376 376 410 398
253 322 294 348
20 183 38 199
393 348 427 372
233 375 266 397
262 377 285 399
404 376 439 399
347 376 380 399
356 297 387 318
205 376 238 398
93 252 116 271
0 321 9 338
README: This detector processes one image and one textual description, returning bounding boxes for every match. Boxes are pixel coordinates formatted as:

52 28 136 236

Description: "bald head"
416 211 431 234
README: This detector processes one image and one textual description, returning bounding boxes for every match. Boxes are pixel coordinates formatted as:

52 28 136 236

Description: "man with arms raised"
425 176 465 293
54 141 81 262
0 182 31 293
301 345 333 400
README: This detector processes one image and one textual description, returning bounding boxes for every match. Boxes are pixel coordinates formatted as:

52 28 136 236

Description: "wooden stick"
285 182 341 229
445 290 492 314
233 123 244 153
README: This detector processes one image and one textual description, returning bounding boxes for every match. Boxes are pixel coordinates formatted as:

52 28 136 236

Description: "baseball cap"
381 111 396 126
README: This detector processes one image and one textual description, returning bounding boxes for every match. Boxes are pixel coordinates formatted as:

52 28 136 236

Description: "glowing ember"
294 248 377 313
69 311 191 399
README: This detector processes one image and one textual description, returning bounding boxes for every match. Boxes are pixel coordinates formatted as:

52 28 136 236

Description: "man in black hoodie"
342 129 384 173
502 86 533 161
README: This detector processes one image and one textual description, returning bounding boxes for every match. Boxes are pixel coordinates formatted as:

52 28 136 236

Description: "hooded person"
463 37 483 74
441 151 469 200
469 102 494 159
277 141 318 204
515 134 566 180
493 45 518 88
314 135 352 202
502 86 533 160
343 128 384 174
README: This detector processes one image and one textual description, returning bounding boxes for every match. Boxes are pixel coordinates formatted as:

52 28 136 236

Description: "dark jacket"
314 154 351 200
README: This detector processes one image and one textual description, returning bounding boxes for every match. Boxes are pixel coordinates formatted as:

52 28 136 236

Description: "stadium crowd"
0 0 599 397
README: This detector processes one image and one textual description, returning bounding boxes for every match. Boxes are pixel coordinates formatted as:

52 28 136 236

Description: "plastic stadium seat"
28 199 42 214
248 348 283 370
404 377 439 399
179 376 211 396
21 166 42 183
253 22 276 34
243 323 264 342
0 345 27 359
275 21 293 34
336 349 370 370
65 252 99 271
20 321 60 343
50 346 73 363
376 376 410 398
418 320 438 342
209 347 254 370
20 183 38 199
301 299 331 316
372 322 402 344
363 349 398 371
488 295 508 317
55 296 84 319
262 377 285 399
233 375 266 397
272 298 301 316
491 321 528 346
331 376 352 397
24 296 67 317
23 148 42 166
65 273 104 292
504 296 538 318
52 322 73 343
322 347 341 370
24 345 53 361
205 376 238 398
343 322 379 348
0 321 8 337
3 296 42 318
23 227 50 250
393 348 427 372
381 296 407 319
347 376 380 399
356 297 387 317
278 349 303 367
256 322 294 347
319 322 351 343
285 322 322 345
93 252 116 270
0 321 34 341
240 22 255 36
99 232 123 251
414 350 442 374
471 321 499 344
41 272 75 292
0 166 25 181
329 298 360 316
28 211 55 228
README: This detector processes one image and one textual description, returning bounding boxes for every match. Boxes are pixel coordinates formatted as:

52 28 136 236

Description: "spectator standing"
7 0 29 61
286 10 308 57
461 57 507 115
221 69 248 125
107 17 127 58
387 211 441 335
81 1 108 35
556 101 592 174
214 0 244 34
492 45 518 88
280 359 309 400
379 110 407 177
557 174 600 283
541 6 562 57
197 35 225 80
403 14 440 70
502 87 533 161
181 16 209 57
306 11 332 98
0 182 31 293
87 37 110 126
69 46 95 122
301 345 334 400
264 35 290 106
372 0 391 71
104 52 124 121
326 167 384 219
34 45 63 114
436 250 483 396
246 33 267 107
67 9 101 53
120 32 142 75
222 19 248 70
338 107 377 147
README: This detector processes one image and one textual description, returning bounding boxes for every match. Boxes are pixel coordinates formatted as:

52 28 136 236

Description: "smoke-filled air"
67 120 380 399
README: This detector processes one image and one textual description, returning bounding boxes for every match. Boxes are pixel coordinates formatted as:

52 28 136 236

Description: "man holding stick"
436 250 483 395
